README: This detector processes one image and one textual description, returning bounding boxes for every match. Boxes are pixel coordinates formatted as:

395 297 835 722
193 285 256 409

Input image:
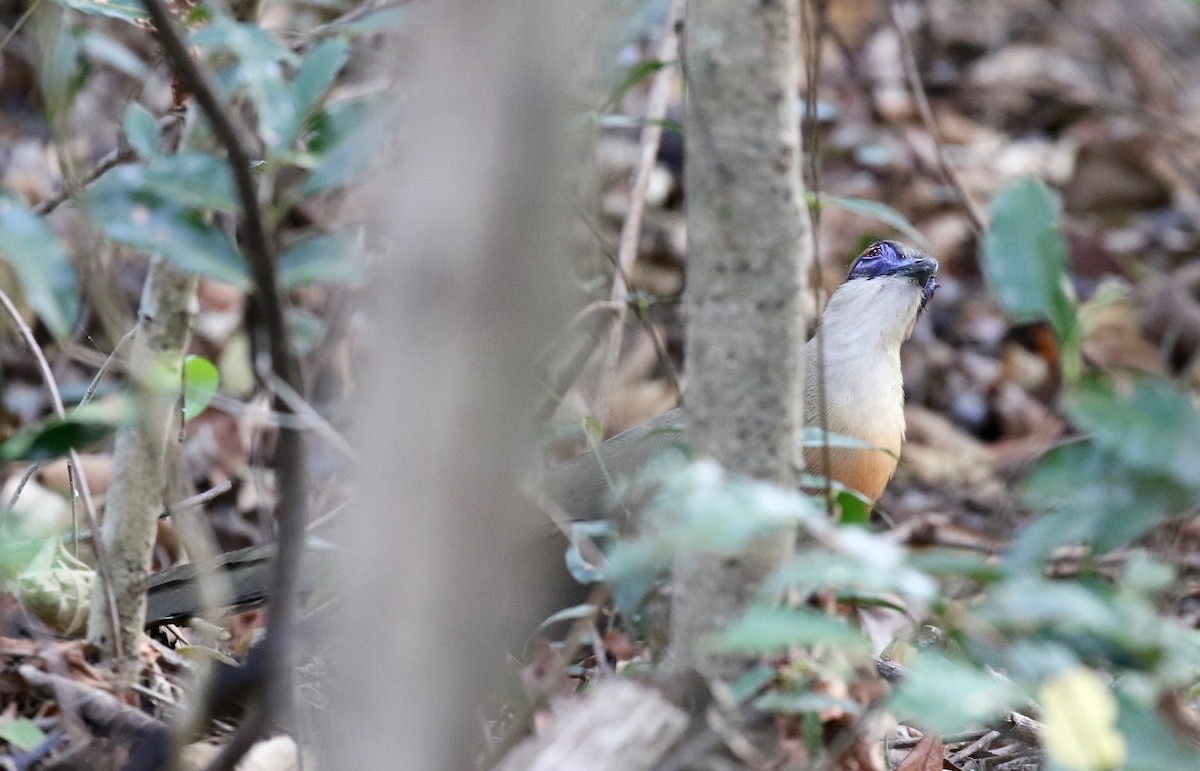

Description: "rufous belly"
803 445 898 505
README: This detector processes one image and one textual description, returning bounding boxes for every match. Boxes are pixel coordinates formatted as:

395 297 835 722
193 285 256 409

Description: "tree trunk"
671 0 811 678
87 258 196 664
331 0 580 767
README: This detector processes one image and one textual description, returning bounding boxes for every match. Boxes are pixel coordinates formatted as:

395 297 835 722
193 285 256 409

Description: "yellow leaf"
1040 667 1126 771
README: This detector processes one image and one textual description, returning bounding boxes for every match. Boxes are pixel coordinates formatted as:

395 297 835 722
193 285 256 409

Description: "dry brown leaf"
895 732 944 771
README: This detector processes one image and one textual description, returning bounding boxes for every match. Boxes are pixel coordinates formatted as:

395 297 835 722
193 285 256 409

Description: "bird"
540 239 938 518
143 240 937 625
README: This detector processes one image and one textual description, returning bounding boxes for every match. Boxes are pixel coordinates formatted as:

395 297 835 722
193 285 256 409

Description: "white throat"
803 276 924 453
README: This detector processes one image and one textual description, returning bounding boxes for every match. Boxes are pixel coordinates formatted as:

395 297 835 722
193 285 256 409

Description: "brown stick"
19 665 162 736
886 0 987 235
598 0 686 416
135 0 307 765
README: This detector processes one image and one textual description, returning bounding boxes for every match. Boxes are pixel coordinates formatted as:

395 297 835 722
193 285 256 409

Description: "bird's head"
846 240 939 311
822 240 939 348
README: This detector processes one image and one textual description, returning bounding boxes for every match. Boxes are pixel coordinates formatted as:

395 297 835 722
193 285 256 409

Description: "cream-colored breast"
801 276 918 503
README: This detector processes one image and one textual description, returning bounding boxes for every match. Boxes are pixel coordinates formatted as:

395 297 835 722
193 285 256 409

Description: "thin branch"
802 0 836 515
887 0 987 235
570 206 684 410
81 327 136 406
11 480 235 548
258 367 361 464
300 0 412 43
161 479 234 518
0 0 45 57
6 461 46 512
598 0 685 417
0 288 124 659
33 115 181 217
136 1 307 762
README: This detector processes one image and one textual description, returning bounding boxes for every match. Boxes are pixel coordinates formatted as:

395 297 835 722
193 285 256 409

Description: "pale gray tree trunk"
332 1 581 767
671 0 811 678
87 259 196 663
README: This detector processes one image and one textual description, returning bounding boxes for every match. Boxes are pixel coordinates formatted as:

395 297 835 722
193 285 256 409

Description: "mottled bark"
671 0 811 678
87 259 196 663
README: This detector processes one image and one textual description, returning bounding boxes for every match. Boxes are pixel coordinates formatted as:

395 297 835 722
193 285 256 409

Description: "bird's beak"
890 256 938 287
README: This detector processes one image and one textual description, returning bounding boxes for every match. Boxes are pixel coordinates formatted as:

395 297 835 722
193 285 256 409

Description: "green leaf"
819 195 931 252
535 603 598 633
183 355 220 421
1012 440 1196 566
282 38 350 150
1064 377 1200 491
1117 695 1200 770
0 718 47 751
83 155 239 214
836 489 871 526
604 538 668 616
801 427 896 456
191 20 300 151
139 154 239 212
593 114 684 134
604 59 667 110
123 103 160 159
0 414 117 461
730 664 776 703
0 196 80 339
704 606 869 654
80 30 160 85
55 0 145 22
756 691 863 715
890 653 1023 733
303 100 389 195
907 550 1004 582
286 306 326 357
81 169 250 288
981 177 1080 378
338 6 412 35
771 549 937 603
977 576 1117 631
278 231 365 289
36 14 85 126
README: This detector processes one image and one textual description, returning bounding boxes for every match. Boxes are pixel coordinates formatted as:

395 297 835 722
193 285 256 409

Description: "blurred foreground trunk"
332 1 580 767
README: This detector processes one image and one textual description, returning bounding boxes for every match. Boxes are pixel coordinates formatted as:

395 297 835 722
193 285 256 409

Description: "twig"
887 0 987 235
81 327 136 406
0 0 45 56
802 0 835 515
0 288 124 658
136 1 308 765
161 479 233 518
258 367 361 464
4 325 133 538
597 0 685 417
8 480 236 549
630 303 683 400
301 0 411 43
6 461 46 512
571 207 684 411
948 729 1000 764
19 664 162 735
32 115 181 217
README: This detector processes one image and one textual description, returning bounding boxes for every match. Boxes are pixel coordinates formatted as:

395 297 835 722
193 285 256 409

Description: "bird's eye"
861 245 882 261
